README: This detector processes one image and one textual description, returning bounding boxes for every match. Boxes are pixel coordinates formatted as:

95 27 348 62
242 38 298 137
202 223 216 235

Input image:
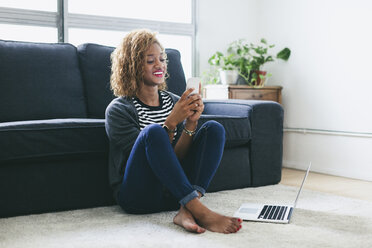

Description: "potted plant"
208 38 291 87
224 39 251 85
207 51 239 85
237 39 291 86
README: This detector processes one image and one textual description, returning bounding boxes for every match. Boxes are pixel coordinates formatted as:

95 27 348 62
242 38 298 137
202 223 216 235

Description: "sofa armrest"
203 99 284 186
203 99 254 117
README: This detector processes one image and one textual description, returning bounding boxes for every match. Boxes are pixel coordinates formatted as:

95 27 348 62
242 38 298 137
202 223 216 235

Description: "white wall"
196 0 259 74
197 0 372 181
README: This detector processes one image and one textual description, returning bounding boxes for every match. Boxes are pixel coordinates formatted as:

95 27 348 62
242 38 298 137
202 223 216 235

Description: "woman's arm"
105 98 140 151
173 120 198 160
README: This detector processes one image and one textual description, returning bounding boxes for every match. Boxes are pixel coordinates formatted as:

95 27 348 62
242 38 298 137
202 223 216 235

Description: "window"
0 23 57 43
0 0 195 78
68 28 127 48
68 0 192 23
0 0 56 12
158 34 192 79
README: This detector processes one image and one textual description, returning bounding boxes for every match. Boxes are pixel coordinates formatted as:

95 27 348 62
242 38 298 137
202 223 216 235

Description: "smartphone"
186 77 200 96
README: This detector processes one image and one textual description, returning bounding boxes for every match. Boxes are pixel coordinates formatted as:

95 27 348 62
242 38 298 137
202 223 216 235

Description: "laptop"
233 162 311 224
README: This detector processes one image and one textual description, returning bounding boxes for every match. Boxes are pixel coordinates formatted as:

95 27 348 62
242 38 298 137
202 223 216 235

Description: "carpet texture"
1 185 371 248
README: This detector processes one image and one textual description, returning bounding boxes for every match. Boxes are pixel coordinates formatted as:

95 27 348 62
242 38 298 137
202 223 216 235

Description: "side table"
228 85 282 104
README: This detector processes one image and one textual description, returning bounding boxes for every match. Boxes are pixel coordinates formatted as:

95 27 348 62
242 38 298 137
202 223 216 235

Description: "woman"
105 29 242 234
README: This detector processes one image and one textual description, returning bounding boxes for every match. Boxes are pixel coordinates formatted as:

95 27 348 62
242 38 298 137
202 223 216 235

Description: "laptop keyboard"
258 205 288 220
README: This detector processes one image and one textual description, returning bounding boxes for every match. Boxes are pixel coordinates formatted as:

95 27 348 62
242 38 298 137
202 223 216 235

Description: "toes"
226 225 238 234
224 221 238 233
231 219 242 233
221 218 243 234
188 223 206 234
197 227 206 233
233 217 243 224
233 218 243 229
189 223 200 232
237 224 242 232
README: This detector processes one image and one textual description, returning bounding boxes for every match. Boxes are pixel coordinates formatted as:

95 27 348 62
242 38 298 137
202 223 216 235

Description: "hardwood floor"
280 168 372 202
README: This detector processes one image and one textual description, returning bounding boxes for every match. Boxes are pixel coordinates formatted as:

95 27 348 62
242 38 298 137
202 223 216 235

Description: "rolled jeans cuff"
179 190 199 206
193 185 206 196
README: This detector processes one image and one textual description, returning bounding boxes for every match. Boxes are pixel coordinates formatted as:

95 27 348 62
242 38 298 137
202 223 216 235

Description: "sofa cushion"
165 48 186 96
0 119 108 162
77 44 186 119
0 40 87 122
76 43 116 119
199 115 251 148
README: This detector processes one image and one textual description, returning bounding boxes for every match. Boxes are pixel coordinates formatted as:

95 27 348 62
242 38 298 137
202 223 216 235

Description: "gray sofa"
0 39 284 218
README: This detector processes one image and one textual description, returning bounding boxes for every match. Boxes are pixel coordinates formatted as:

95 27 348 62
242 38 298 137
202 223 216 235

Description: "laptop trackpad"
239 207 260 214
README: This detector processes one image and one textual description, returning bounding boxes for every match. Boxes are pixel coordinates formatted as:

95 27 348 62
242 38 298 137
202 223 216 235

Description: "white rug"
1 185 372 248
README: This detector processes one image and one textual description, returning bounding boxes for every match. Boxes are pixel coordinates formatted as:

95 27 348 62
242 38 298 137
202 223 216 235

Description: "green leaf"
260 38 267 44
265 56 274 63
208 56 215 65
216 51 224 57
277 48 291 61
251 72 257 79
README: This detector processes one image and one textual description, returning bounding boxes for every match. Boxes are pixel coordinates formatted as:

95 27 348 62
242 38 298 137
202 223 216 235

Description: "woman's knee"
143 123 163 133
203 120 225 136
142 124 166 140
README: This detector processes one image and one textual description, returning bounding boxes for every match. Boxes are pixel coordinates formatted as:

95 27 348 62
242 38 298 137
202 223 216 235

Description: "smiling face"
143 42 167 87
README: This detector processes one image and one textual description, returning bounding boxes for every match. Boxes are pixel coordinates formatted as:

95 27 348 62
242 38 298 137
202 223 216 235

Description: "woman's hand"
173 85 204 159
186 82 204 128
186 93 204 124
164 88 203 130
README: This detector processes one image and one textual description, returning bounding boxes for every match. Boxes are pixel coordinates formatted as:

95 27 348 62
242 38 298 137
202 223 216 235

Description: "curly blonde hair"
110 29 167 97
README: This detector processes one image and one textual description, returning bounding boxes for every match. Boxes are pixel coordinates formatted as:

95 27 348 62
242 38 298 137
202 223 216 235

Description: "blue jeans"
117 120 225 214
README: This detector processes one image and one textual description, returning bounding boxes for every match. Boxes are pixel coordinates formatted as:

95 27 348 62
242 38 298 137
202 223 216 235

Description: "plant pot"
236 75 249 85
250 70 268 87
219 69 239 85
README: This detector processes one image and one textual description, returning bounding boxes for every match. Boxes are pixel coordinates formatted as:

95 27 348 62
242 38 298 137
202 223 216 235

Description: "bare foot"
186 199 242 234
173 206 206 234
196 209 242 234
